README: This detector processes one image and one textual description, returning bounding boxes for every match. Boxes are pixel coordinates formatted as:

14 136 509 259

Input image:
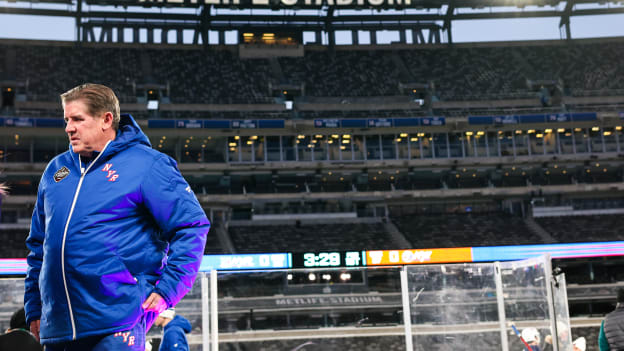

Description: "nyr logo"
54 166 70 182
113 331 135 346
101 163 120 182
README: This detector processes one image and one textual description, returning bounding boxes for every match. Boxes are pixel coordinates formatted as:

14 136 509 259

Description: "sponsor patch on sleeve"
53 166 70 182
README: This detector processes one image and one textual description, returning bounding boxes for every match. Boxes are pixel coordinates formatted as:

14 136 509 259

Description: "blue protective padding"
258 120 285 129
203 120 231 129
341 119 367 128
393 118 421 127
468 116 494 125
147 120 176 129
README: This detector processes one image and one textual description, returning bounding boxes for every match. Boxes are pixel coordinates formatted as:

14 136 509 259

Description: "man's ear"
102 112 114 131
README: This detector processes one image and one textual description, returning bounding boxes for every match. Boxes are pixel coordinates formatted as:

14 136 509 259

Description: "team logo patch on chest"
53 166 70 182
102 163 120 182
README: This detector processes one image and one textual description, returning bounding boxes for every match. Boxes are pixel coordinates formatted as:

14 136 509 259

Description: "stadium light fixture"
147 100 159 110
477 131 485 136
515 130 522 134
592 126 600 131
604 131 612 136
400 133 408 138
616 126 622 131
410 137 419 142
545 129 553 133
574 128 583 132
234 136 240 140
557 128 565 133
528 129 535 134
465 131 473 136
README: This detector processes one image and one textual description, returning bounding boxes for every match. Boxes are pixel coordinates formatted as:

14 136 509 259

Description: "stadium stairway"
215 221 236 254
381 219 412 249
524 216 557 244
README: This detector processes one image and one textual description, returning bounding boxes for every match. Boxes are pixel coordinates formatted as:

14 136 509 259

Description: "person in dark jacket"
154 308 191 351
0 307 41 351
24 83 210 350
600 289 624 351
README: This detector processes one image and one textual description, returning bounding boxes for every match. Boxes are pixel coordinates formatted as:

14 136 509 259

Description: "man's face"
64 100 110 157
154 316 167 327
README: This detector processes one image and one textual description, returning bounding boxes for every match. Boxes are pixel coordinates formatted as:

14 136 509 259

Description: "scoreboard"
291 251 366 268
3 241 624 275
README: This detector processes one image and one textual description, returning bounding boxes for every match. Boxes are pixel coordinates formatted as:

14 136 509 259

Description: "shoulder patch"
54 166 70 182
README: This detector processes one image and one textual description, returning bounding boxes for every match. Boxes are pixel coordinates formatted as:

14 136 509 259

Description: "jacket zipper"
61 142 110 340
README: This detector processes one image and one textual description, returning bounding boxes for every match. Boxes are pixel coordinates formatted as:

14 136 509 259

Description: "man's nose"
65 121 74 133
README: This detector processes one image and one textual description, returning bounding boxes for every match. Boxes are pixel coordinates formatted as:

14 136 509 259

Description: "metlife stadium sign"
139 0 413 7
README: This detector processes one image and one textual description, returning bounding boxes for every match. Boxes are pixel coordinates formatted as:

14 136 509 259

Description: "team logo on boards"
53 166 70 182
102 163 119 182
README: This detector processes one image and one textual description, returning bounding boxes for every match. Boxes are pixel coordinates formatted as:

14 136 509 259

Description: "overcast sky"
0 2 623 43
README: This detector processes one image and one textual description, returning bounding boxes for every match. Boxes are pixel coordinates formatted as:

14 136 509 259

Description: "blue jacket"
159 315 191 351
24 114 209 345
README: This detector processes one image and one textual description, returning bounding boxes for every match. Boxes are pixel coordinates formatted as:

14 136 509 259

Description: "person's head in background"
154 308 175 328
522 327 541 346
617 288 624 307
6 307 28 332
572 337 586 351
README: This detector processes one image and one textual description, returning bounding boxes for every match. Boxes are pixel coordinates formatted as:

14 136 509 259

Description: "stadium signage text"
275 295 385 307
366 248 473 265
140 0 413 6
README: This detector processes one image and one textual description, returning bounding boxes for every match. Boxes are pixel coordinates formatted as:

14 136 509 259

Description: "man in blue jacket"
24 83 210 350
153 308 191 351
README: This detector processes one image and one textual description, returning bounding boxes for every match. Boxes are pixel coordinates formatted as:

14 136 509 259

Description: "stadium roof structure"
1 0 623 44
